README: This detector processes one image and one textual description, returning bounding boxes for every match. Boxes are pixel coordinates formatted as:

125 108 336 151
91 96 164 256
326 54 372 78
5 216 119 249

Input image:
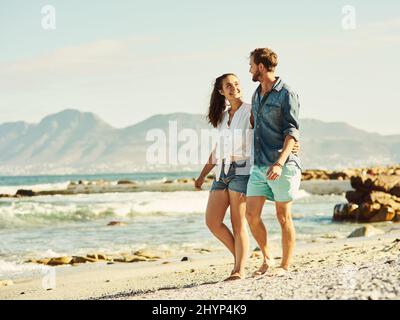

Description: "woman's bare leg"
228 190 249 279
205 190 235 259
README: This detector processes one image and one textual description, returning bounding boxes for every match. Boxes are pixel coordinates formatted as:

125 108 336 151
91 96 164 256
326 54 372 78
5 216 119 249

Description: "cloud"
369 18 400 30
2 36 162 76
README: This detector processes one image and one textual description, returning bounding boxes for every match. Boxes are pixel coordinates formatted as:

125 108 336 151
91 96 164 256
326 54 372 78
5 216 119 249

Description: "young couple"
195 48 302 281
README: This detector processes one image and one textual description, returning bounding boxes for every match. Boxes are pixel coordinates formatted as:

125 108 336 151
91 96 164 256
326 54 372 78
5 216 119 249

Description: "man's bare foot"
252 259 274 278
224 272 244 281
268 266 289 277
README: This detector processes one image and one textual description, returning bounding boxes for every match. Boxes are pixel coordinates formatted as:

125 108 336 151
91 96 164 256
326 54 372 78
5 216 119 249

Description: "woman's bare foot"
224 272 244 281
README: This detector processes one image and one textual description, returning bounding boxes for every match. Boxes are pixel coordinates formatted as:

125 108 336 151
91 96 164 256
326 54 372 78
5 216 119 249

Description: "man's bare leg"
245 196 273 276
275 201 296 271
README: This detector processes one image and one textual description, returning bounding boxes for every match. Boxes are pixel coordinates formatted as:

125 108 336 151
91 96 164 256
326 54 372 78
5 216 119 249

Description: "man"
246 48 302 276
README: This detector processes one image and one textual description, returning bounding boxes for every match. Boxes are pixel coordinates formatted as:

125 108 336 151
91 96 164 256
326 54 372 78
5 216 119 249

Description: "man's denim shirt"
252 77 302 170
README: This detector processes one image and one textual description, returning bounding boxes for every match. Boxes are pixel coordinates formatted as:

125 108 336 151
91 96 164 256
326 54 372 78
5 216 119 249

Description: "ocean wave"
0 191 210 228
0 182 70 195
0 259 48 280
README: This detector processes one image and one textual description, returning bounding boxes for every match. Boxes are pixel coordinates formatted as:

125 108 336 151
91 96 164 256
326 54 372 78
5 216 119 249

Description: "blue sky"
1 0 399 134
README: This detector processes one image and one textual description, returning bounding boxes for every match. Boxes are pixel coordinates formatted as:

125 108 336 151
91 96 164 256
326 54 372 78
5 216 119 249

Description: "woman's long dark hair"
207 73 236 128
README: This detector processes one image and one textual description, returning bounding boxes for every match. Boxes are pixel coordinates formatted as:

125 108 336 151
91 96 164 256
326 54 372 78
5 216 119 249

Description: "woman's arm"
195 149 217 190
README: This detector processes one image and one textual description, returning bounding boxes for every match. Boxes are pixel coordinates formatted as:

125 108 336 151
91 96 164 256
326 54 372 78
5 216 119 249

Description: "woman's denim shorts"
210 160 250 195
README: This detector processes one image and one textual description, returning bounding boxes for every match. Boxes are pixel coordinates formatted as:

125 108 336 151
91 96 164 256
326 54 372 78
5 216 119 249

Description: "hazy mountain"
0 109 398 175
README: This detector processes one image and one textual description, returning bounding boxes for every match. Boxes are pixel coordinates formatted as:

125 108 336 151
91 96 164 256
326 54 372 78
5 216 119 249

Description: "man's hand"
194 176 205 190
266 164 282 180
292 141 301 155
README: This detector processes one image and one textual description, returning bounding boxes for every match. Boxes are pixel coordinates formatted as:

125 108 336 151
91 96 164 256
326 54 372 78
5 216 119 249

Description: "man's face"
249 56 261 82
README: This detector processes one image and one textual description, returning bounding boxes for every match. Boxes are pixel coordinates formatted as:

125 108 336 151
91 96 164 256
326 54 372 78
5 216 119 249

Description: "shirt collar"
256 77 283 95
273 77 283 91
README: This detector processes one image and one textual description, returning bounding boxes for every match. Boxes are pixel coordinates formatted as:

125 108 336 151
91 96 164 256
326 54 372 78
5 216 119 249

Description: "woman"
195 73 252 281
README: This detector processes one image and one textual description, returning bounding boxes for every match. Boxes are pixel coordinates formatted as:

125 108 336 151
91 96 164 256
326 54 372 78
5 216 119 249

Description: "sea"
0 171 395 280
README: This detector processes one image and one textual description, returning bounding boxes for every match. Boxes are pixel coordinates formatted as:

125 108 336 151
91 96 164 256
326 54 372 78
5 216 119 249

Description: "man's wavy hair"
250 48 278 72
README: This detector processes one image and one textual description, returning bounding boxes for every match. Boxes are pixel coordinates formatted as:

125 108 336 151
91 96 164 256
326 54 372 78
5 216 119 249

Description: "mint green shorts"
246 164 301 202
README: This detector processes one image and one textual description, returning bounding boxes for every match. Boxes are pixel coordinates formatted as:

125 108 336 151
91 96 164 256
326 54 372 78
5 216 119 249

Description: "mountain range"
0 109 399 175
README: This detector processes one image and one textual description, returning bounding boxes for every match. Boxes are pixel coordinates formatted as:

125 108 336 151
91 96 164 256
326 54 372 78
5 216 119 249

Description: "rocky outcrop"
25 250 165 266
302 165 400 181
333 174 400 222
15 189 35 197
1 175 215 198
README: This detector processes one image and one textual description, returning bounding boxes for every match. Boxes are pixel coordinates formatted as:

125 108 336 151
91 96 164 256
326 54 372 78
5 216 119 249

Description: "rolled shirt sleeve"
282 91 300 141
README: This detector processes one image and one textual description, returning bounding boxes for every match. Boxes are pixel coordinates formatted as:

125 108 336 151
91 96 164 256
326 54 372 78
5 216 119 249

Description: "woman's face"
219 75 242 100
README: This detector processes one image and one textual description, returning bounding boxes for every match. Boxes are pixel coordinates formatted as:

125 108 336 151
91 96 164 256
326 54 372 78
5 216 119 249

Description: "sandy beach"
1 227 399 300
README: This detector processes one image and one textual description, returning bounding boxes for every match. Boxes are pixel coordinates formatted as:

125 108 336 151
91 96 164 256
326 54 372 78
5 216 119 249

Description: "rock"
381 238 400 252
133 250 161 259
47 256 73 266
0 280 13 287
86 254 107 261
346 191 400 209
368 206 396 222
198 248 211 254
71 254 106 264
348 225 385 238
107 221 127 227
70 256 93 264
181 257 189 262
15 189 35 197
334 197 398 222
124 255 148 263
328 172 350 180
351 175 400 195
26 258 51 265
117 180 136 185
114 255 147 263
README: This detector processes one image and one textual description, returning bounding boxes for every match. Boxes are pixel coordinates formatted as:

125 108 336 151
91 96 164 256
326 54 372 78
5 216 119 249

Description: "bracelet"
273 162 284 168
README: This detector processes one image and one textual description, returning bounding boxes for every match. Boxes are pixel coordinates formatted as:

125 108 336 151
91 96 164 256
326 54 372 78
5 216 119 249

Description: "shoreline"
1 229 399 300
0 179 352 198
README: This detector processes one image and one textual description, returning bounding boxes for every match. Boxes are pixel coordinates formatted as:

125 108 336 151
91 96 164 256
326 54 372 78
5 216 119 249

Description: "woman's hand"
194 176 205 190
266 164 283 180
